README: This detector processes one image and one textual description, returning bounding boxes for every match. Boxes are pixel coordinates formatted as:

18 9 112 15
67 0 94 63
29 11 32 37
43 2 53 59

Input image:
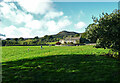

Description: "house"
59 35 81 44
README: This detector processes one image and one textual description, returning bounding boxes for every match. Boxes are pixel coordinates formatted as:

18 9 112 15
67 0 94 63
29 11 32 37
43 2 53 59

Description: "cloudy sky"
0 0 118 38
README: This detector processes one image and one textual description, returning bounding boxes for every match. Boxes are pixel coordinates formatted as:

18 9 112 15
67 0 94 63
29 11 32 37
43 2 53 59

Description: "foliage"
85 23 99 43
81 32 87 38
64 42 67 44
6 38 11 41
74 34 80 37
34 36 39 40
86 9 120 56
80 38 89 43
19 37 24 41
13 38 19 41
68 42 74 45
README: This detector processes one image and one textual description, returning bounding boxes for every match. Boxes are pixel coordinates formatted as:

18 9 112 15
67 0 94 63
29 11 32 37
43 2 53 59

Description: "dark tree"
6 38 11 41
19 37 24 41
87 9 120 56
14 38 18 41
34 36 39 40
2 40 6 46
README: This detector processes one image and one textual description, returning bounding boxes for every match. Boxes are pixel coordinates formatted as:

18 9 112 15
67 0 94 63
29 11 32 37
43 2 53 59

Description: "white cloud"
46 21 58 32
9 2 17 9
74 22 86 29
44 11 64 19
15 13 33 24
46 17 71 32
0 1 72 38
0 2 13 17
0 2 33 24
18 28 32 38
23 14 33 23
3 0 17 2
57 18 71 28
17 0 53 14
25 20 43 29
3 25 32 38
3 25 22 38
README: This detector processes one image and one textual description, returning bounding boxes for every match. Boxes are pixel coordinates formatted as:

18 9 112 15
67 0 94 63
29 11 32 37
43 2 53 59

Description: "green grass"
2 45 120 82
46 41 57 44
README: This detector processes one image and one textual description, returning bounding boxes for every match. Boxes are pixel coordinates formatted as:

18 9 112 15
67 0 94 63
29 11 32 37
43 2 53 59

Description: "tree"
48 35 53 39
23 42 27 46
44 35 48 38
2 40 6 46
6 38 11 41
87 9 120 56
19 37 24 41
68 42 73 45
81 32 86 38
14 38 18 41
63 35 67 39
74 34 80 37
86 23 99 43
34 36 39 40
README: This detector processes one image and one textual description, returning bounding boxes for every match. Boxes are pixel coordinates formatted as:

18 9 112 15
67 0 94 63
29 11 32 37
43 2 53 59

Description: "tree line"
2 36 59 46
2 33 88 46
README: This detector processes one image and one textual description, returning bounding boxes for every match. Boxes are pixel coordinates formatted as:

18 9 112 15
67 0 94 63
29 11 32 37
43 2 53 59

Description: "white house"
59 35 81 44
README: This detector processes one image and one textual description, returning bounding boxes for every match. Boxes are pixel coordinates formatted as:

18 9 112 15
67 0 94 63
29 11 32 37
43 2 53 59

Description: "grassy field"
2 45 120 82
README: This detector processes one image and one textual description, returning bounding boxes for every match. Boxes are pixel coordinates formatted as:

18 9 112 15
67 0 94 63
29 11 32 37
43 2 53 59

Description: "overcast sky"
0 0 118 38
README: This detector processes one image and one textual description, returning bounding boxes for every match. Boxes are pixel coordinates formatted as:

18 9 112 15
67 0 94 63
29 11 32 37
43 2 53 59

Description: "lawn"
1 45 120 82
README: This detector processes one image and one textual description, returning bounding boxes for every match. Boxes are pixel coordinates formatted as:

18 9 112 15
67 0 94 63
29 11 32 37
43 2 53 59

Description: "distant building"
59 35 81 44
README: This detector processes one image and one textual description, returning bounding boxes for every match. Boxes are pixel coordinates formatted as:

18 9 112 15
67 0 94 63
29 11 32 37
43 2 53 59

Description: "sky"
0 0 118 38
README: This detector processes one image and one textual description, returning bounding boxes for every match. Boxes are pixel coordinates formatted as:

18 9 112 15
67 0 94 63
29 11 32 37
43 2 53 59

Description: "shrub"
68 42 74 45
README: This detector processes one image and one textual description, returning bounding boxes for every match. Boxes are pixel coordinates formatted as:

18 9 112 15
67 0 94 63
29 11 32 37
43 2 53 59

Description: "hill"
39 30 82 43
51 30 81 39
57 30 80 36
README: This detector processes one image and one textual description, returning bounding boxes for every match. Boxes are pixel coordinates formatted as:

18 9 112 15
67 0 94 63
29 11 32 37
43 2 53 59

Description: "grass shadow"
2 54 120 82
